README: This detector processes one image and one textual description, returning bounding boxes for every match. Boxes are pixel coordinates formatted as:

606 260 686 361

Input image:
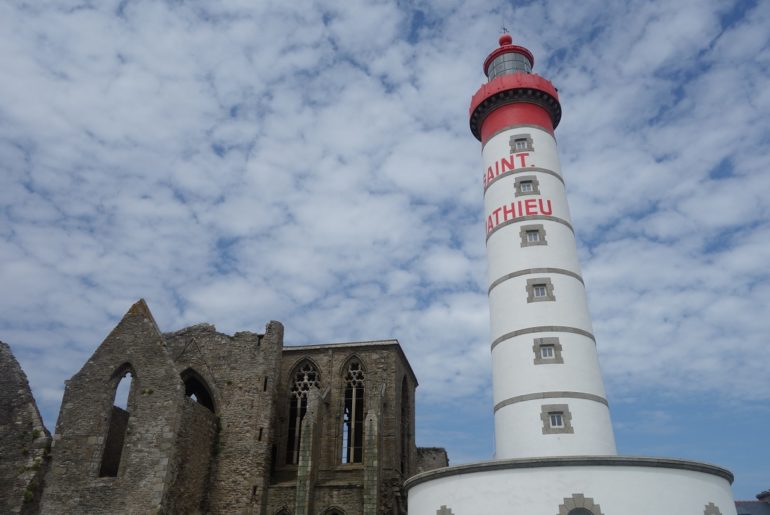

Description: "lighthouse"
471 33 616 459
405 34 738 515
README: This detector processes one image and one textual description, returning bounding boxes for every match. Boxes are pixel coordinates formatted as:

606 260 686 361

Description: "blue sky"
1 0 768 500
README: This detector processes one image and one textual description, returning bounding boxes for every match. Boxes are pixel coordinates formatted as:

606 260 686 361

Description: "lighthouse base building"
407 457 736 514
405 35 739 515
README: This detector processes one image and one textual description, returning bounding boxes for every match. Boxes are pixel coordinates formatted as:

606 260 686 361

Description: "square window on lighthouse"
549 412 564 428
541 404 574 434
514 175 540 197
508 133 534 153
520 224 547 247
533 337 563 365
527 278 555 302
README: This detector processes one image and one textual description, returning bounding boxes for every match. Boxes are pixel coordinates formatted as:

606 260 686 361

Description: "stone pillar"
363 384 384 515
294 387 327 515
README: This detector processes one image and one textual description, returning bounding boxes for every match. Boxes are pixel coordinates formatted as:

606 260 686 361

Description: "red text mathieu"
486 198 553 234
483 152 531 188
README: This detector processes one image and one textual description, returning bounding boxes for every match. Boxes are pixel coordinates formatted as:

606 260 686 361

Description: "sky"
1 0 768 501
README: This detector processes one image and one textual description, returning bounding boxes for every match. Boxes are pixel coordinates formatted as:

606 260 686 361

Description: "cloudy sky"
1 0 768 500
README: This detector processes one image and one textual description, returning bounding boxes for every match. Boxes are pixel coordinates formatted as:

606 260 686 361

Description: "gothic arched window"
99 364 135 477
286 361 319 464
341 359 365 463
180 368 215 412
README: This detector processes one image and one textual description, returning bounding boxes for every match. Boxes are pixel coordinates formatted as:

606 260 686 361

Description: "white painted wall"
494 398 616 457
408 462 737 515
488 274 593 337
486 215 581 279
481 125 616 458
482 126 563 178
491 334 606 400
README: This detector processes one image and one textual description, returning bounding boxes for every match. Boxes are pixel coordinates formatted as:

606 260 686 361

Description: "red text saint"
483 152 531 188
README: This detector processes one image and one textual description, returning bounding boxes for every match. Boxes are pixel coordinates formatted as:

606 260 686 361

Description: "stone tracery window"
341 359 365 463
286 361 319 464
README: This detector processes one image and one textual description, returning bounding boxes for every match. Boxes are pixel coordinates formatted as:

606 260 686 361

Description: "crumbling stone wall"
40 300 186 515
39 300 284 515
0 341 51 515
166 398 218 514
4 299 443 515
415 447 449 474
164 320 283 514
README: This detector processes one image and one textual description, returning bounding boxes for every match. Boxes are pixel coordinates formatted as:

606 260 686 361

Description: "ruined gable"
0 341 51 515
40 299 186 515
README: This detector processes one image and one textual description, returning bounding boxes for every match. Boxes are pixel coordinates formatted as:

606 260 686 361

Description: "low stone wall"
415 447 448 474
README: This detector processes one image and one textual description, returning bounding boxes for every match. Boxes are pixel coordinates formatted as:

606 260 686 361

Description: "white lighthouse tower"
474 33 616 459
406 34 738 515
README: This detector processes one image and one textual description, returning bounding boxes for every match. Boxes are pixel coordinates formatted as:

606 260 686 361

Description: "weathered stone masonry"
1 299 447 514
0 341 51 515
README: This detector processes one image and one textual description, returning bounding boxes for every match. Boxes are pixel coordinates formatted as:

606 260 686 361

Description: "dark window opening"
99 368 134 477
341 360 365 464
568 509 595 515
181 369 215 412
286 362 319 464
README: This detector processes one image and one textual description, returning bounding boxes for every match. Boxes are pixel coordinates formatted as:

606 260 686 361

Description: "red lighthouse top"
469 35 561 142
